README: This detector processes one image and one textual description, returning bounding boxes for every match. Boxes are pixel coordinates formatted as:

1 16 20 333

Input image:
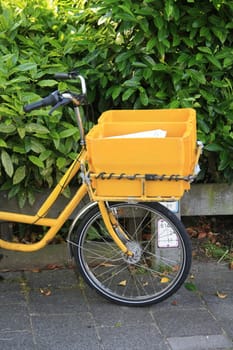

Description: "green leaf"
13 146 26 154
146 37 157 51
218 151 230 170
18 190 27 209
0 106 17 116
13 166 26 185
223 57 232 68
59 128 78 138
207 55 222 69
0 124 16 133
139 89 149 106
165 0 174 19
17 62 37 71
118 5 135 18
31 139 46 153
198 46 212 55
152 63 170 72
40 150 52 161
1 150 14 177
56 157 67 169
200 27 211 40
132 62 147 68
115 52 133 63
198 119 210 134
211 79 228 88
143 55 156 66
28 190 35 206
122 88 135 101
37 79 58 87
211 27 227 44
153 14 164 29
184 282 197 292
112 86 122 100
17 127 26 139
29 155 44 168
122 79 140 88
26 123 49 134
0 139 7 147
200 89 215 103
143 68 152 80
187 69 206 84
8 185 20 200
205 143 224 152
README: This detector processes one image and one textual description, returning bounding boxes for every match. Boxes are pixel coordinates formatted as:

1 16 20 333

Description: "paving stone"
0 331 35 350
88 302 153 327
167 334 233 350
0 304 31 332
0 247 232 350
153 309 220 338
24 269 77 290
28 288 88 314
31 313 99 350
98 324 170 350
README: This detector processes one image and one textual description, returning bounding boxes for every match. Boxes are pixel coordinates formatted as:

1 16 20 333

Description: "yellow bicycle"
0 72 201 306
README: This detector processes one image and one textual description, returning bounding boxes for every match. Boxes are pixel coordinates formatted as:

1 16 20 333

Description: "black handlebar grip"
54 72 78 80
54 73 70 80
23 92 59 113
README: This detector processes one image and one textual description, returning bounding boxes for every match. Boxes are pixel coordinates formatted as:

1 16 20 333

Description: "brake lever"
49 97 71 115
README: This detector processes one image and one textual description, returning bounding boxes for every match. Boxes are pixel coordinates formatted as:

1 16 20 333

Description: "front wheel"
71 202 192 306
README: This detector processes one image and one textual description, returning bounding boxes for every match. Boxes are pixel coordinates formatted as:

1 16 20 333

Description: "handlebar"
23 91 61 113
23 73 87 114
54 72 87 95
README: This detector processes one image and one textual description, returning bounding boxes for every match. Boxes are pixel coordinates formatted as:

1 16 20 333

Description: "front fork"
97 201 133 257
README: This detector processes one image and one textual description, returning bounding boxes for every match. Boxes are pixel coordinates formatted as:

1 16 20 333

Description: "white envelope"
106 129 167 139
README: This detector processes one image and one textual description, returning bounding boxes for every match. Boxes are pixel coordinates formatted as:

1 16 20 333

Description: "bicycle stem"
74 106 85 146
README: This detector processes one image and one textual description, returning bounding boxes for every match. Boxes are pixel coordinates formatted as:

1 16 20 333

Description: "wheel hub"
123 241 142 264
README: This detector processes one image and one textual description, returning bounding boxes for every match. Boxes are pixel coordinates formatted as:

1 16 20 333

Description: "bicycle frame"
0 147 132 255
0 148 88 252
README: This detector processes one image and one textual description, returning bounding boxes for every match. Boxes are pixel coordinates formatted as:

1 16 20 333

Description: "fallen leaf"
45 264 62 270
172 265 180 272
40 288 52 296
31 268 41 273
171 300 178 306
160 277 170 284
114 321 122 328
184 282 197 291
229 261 233 270
207 232 218 243
118 280 127 287
99 262 115 267
186 227 198 238
216 291 227 299
198 232 207 240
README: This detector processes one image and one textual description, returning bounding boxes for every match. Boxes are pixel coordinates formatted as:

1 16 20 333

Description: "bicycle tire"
71 202 192 306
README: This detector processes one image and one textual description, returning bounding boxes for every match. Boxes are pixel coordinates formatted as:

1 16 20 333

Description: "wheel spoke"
72 202 191 306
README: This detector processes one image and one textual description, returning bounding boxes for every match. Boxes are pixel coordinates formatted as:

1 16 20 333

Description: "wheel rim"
76 203 190 305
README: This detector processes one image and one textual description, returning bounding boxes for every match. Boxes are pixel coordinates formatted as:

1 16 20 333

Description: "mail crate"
86 109 198 200
98 108 196 124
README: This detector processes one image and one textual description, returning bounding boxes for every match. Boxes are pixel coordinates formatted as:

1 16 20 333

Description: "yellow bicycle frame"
0 148 131 255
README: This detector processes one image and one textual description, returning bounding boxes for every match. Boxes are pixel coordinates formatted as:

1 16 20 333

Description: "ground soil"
182 215 233 262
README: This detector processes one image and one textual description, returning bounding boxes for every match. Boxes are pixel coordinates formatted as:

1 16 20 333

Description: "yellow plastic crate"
86 109 198 200
98 108 195 124
89 175 191 201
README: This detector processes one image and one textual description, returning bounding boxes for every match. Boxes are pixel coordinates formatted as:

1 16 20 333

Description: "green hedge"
0 0 232 206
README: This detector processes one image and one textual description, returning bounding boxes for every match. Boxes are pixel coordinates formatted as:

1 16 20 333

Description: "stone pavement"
0 244 232 350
